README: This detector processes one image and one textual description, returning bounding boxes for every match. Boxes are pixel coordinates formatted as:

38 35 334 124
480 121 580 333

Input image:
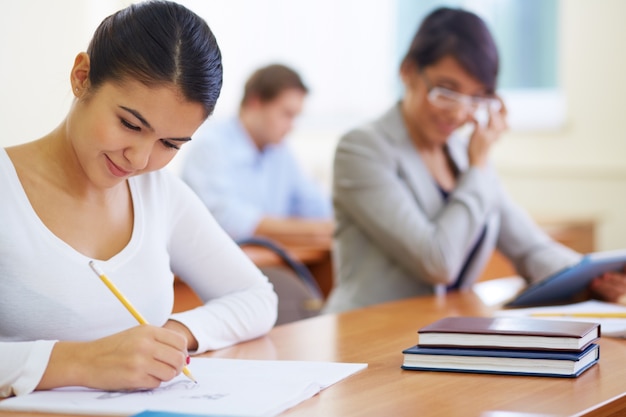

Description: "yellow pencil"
88 260 197 384
531 312 626 318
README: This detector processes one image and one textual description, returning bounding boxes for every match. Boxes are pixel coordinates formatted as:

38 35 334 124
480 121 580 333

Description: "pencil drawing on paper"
95 380 227 401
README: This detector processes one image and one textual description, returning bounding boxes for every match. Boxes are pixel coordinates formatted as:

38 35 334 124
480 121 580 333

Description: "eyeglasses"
420 71 501 114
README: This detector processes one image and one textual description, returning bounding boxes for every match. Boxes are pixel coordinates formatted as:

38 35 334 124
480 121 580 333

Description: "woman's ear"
70 52 91 96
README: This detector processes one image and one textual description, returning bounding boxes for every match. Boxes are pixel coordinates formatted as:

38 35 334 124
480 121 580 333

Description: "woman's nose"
123 140 153 170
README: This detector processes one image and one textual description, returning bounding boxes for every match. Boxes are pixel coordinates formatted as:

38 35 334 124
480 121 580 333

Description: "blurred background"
2 0 625 252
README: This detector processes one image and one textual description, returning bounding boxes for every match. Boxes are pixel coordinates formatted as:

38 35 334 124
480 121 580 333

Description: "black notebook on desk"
505 249 626 307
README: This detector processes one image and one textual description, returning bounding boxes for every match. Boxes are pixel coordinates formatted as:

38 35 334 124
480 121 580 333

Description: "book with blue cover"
401 343 599 377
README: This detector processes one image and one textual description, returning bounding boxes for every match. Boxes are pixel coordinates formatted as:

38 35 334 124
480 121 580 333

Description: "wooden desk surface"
4 279 626 417
216 290 626 417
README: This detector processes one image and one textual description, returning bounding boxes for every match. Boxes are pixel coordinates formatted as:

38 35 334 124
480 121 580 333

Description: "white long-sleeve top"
0 148 278 397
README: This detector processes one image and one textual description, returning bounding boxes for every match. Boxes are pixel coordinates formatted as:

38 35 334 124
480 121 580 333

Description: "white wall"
2 0 625 251
177 0 397 128
172 0 397 185
0 1 126 143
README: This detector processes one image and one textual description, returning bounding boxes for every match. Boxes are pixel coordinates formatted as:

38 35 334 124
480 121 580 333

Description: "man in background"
181 64 332 246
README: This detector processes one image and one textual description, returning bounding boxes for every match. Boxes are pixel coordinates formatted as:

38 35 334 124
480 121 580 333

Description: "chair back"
237 237 324 325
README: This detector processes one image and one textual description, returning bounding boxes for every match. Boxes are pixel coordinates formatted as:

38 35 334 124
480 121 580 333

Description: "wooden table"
224 285 626 417
9 278 626 417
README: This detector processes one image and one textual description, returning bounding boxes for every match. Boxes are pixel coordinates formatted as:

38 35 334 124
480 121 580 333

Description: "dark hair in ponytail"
87 0 222 117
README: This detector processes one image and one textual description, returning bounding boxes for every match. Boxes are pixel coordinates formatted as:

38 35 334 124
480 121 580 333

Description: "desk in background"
242 243 333 298
172 243 332 313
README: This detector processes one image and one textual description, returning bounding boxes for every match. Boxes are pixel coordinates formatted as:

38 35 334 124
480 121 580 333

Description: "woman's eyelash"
120 118 140 131
120 118 179 150
161 140 180 150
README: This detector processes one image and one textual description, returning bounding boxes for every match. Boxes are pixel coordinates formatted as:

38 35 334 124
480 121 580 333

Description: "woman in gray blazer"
324 7 582 313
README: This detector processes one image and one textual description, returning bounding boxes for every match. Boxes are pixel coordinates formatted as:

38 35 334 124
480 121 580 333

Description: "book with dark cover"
401 343 599 377
418 316 600 351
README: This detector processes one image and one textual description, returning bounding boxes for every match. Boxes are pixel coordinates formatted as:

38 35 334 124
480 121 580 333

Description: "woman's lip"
105 155 132 177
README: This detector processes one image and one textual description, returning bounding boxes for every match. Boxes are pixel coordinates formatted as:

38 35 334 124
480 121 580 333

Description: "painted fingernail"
186 356 191 365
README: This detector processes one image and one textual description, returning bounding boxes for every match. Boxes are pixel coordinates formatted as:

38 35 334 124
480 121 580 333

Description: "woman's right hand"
468 97 508 168
38 325 189 392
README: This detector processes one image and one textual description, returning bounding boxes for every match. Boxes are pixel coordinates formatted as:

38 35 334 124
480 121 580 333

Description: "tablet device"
505 249 626 308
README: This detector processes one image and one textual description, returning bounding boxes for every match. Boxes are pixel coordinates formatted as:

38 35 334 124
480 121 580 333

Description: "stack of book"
401 316 600 377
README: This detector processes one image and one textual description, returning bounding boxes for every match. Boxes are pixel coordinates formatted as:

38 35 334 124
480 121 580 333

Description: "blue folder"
130 411 241 417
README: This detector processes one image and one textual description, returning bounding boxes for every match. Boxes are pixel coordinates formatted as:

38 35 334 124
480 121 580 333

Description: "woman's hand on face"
467 97 508 168
40 325 189 392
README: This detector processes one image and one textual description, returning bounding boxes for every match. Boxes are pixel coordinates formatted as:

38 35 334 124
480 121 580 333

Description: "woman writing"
324 7 582 313
0 0 277 397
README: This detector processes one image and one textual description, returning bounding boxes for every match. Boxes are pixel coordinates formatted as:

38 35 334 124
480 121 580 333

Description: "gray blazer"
323 103 581 313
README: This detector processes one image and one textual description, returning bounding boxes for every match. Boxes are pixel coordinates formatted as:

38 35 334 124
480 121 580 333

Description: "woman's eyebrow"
120 106 153 130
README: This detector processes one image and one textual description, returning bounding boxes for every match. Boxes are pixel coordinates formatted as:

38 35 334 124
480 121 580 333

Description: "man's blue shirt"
181 116 331 239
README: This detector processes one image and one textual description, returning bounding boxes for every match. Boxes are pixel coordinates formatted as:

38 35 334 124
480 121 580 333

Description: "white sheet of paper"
0 358 367 416
494 300 626 338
